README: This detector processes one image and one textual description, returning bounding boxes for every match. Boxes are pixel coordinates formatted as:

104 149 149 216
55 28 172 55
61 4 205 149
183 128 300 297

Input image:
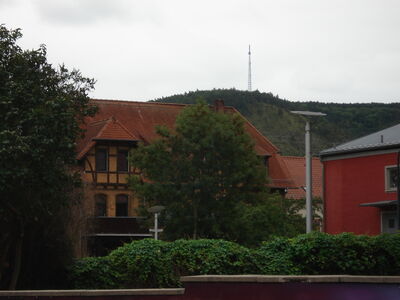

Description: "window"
381 212 398 234
385 166 398 191
95 194 107 216
116 194 129 216
95 148 108 171
117 150 129 172
389 218 395 229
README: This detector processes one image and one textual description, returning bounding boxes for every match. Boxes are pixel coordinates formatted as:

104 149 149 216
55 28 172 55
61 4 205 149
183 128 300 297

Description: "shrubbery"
68 233 400 289
108 239 178 288
68 257 118 289
165 239 254 276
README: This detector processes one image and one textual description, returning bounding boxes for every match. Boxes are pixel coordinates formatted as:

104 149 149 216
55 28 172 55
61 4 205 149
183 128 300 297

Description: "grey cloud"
32 0 132 25
0 0 20 9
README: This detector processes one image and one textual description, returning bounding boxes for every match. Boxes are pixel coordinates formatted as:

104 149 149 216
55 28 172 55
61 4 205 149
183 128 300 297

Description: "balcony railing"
88 216 152 236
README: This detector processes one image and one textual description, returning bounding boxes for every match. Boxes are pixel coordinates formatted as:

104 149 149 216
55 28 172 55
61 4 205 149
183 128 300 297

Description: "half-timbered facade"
75 99 297 255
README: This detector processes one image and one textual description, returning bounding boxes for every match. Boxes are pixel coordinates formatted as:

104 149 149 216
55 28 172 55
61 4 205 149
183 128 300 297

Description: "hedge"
68 233 400 288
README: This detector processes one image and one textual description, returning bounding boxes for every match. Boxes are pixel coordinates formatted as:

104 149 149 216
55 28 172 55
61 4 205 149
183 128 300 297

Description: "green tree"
0 25 96 289
130 100 300 244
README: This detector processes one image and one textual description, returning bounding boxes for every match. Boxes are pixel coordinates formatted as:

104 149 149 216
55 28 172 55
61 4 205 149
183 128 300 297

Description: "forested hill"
151 89 400 156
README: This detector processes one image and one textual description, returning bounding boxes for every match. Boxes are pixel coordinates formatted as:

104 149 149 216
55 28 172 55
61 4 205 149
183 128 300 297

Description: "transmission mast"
248 45 252 92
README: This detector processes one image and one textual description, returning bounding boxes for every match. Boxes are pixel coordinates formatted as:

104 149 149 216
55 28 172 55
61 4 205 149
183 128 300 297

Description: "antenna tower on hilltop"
248 45 252 92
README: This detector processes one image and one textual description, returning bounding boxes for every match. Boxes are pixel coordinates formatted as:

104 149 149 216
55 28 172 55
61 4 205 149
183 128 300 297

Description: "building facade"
75 99 298 255
320 124 400 235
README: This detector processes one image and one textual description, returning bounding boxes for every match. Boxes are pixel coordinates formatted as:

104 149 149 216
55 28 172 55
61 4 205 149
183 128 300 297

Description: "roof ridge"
88 117 112 126
91 98 189 107
94 118 113 140
282 155 321 160
91 98 239 110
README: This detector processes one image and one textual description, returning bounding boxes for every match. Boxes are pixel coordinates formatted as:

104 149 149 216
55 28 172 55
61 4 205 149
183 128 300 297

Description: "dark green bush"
371 234 400 275
288 232 377 275
166 239 254 276
253 237 300 275
68 256 118 289
108 239 178 288
68 234 400 289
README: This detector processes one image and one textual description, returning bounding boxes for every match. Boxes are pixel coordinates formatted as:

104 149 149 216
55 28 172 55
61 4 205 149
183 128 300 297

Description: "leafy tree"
130 101 268 240
130 101 304 245
0 25 96 289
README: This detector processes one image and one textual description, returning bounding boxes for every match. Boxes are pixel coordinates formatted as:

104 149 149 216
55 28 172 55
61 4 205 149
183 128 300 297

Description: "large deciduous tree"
0 25 96 289
130 101 278 242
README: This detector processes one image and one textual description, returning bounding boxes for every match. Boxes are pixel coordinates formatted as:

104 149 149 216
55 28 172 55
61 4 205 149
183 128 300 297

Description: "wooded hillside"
152 89 400 156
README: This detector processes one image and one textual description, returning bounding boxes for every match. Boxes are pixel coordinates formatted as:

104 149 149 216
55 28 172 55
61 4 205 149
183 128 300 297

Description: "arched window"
95 194 107 216
116 194 129 216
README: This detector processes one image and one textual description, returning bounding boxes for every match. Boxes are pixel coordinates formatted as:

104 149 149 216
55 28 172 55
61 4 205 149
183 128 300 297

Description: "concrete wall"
2 276 400 300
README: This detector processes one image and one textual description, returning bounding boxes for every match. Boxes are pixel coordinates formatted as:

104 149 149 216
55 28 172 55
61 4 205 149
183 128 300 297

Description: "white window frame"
385 165 398 192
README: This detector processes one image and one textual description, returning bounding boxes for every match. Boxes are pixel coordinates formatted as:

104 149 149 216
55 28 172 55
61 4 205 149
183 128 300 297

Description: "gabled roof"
94 117 139 141
281 156 323 199
77 99 295 189
320 123 400 157
76 117 139 160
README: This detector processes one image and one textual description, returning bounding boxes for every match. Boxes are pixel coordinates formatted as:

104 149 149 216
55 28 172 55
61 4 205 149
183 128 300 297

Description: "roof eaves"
320 142 400 157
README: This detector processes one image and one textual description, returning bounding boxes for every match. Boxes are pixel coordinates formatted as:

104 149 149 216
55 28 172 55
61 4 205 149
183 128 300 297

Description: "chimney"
214 99 225 113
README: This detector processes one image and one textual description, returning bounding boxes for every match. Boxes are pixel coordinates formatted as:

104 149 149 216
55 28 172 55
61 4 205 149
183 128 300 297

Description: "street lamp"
291 110 326 233
147 205 165 240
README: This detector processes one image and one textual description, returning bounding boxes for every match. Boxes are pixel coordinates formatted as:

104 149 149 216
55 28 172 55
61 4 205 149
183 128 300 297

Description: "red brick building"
320 124 400 235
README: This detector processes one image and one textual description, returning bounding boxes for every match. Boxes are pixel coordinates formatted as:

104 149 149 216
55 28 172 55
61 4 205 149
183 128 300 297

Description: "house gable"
77 99 296 190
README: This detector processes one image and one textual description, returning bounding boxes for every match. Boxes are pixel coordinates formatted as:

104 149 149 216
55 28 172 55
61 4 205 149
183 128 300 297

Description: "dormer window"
117 150 129 172
96 148 108 171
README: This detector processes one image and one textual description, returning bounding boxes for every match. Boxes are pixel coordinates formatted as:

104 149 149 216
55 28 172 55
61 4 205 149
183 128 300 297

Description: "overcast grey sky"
1 0 400 103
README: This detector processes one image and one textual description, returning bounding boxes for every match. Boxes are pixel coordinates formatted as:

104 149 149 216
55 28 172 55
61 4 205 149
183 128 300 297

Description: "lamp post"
147 205 165 240
291 111 326 233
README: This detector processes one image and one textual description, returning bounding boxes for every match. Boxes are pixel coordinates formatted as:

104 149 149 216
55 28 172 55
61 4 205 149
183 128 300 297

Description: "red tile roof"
76 117 139 160
77 99 296 189
281 156 323 199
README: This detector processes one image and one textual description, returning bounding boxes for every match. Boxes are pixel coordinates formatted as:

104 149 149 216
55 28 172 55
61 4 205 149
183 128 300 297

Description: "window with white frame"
385 166 398 191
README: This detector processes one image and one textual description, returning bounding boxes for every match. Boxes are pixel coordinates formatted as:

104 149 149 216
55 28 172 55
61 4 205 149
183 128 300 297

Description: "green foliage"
371 234 400 275
287 232 377 275
0 25 96 289
68 234 400 289
130 100 270 241
253 237 300 275
69 238 253 288
256 232 400 275
165 239 254 276
154 89 400 156
108 239 178 288
232 194 305 247
68 257 118 289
